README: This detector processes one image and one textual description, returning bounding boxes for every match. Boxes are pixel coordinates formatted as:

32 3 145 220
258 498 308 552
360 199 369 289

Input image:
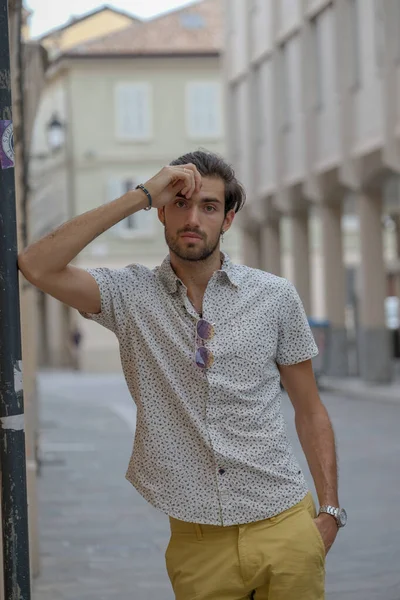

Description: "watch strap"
319 505 340 527
319 505 339 517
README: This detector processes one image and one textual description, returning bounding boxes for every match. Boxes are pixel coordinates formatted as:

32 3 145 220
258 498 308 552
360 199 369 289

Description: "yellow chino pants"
166 492 326 600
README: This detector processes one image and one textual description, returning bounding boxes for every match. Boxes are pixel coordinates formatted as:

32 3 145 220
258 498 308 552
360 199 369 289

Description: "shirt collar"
157 252 241 294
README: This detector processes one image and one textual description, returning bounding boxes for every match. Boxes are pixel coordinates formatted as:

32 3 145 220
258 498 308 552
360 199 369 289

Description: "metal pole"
0 0 31 598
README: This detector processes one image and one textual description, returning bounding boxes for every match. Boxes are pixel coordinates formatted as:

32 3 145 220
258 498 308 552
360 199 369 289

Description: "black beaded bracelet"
136 184 152 211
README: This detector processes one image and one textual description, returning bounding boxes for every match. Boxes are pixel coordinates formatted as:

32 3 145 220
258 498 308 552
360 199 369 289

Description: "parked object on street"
385 296 400 358
308 319 331 383
68 327 82 370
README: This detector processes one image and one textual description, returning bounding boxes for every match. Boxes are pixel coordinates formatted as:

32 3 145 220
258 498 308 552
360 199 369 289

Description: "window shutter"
115 83 152 141
186 82 222 139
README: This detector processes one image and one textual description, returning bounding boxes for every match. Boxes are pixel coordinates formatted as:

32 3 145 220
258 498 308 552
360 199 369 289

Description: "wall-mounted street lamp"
47 113 65 152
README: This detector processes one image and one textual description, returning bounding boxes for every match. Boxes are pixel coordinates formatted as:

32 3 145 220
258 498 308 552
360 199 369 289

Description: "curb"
319 377 400 406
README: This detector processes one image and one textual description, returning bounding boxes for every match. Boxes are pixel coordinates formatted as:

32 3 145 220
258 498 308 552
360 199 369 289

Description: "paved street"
33 371 400 600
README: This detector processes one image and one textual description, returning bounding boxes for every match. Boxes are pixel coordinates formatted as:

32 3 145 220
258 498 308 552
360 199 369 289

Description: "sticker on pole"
0 120 14 170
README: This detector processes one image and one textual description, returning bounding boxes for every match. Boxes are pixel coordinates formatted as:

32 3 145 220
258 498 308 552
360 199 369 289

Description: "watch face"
339 508 347 527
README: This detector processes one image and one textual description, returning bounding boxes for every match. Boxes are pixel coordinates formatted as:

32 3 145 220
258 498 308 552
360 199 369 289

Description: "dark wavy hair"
170 149 246 216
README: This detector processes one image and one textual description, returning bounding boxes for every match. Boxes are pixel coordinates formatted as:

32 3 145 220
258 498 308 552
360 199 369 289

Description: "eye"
205 205 216 212
176 200 186 208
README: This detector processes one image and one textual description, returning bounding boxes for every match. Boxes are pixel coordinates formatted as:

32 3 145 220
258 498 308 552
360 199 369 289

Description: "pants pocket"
164 533 202 600
309 516 326 558
301 493 326 559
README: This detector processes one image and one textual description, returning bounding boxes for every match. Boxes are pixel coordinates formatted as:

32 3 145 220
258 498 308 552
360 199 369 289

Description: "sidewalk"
33 371 174 600
33 371 400 600
320 375 400 405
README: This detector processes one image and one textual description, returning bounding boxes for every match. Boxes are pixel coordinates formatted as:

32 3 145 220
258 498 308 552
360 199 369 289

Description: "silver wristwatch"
319 505 347 528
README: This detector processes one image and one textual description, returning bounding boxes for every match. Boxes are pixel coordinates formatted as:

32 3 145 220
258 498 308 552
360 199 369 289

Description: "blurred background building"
225 0 400 383
26 0 400 381
3 0 398 591
29 0 242 372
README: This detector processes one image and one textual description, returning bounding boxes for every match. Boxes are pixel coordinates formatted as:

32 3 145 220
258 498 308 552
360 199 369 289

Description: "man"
19 150 346 599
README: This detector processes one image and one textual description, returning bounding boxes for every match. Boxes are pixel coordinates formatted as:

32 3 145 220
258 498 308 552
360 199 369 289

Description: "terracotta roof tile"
67 0 222 57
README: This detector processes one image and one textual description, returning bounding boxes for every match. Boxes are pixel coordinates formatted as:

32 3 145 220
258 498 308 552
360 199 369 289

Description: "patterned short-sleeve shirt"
81 253 318 526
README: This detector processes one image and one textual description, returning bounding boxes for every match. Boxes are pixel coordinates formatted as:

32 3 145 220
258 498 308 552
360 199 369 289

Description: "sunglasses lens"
197 319 214 340
195 347 214 369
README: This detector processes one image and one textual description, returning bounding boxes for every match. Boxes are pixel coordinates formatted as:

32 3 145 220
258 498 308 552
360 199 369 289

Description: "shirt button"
218 469 225 475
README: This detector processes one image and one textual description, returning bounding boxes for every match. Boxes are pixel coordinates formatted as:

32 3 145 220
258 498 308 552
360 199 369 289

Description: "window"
397 2 400 61
180 13 205 29
279 0 301 33
106 178 154 237
249 0 258 14
311 6 335 110
115 83 152 141
348 0 361 89
186 82 223 139
374 0 385 72
279 43 291 130
311 16 323 110
253 59 273 189
230 83 241 168
253 62 268 146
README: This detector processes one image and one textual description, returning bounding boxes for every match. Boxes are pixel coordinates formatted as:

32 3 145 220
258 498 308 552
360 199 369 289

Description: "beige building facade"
30 0 242 373
38 6 138 59
225 0 400 382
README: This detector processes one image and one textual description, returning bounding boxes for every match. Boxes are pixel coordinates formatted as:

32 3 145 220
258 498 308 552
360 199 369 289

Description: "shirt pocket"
231 315 278 367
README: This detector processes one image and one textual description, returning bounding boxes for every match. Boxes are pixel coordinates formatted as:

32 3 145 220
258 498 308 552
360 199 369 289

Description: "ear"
222 209 235 233
157 207 165 226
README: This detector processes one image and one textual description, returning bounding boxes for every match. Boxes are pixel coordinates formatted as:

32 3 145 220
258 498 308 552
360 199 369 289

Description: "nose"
184 205 201 229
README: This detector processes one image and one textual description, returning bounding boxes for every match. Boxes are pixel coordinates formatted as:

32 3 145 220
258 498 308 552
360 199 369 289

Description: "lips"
180 233 202 240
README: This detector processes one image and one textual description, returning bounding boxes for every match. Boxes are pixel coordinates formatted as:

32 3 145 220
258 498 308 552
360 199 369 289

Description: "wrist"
319 504 347 529
318 512 338 528
135 184 152 210
128 189 149 211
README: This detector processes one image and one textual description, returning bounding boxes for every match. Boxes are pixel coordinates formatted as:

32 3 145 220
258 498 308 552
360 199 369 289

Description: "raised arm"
18 164 202 314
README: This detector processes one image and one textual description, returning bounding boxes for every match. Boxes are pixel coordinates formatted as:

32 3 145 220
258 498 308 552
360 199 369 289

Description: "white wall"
277 0 301 35
250 0 273 61
282 34 305 183
69 57 225 167
30 77 68 157
353 0 383 154
227 0 248 80
314 4 340 169
254 58 276 194
231 78 252 191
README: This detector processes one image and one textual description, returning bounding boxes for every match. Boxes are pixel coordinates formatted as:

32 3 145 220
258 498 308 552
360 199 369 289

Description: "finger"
170 169 193 198
182 163 201 193
178 168 195 198
187 170 196 198
193 168 202 192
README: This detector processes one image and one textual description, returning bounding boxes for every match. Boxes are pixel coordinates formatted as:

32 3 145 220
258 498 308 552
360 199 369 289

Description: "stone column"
357 192 392 382
289 209 311 315
321 201 348 376
242 227 261 269
260 217 282 275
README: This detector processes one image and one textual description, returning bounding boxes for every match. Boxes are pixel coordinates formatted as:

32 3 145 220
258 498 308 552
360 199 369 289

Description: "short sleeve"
276 281 318 365
79 267 131 334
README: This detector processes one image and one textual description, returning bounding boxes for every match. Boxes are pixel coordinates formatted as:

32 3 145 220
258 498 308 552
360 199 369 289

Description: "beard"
165 225 222 263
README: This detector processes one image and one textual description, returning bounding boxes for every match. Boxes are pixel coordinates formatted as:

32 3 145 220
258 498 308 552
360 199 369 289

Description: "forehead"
197 176 225 202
